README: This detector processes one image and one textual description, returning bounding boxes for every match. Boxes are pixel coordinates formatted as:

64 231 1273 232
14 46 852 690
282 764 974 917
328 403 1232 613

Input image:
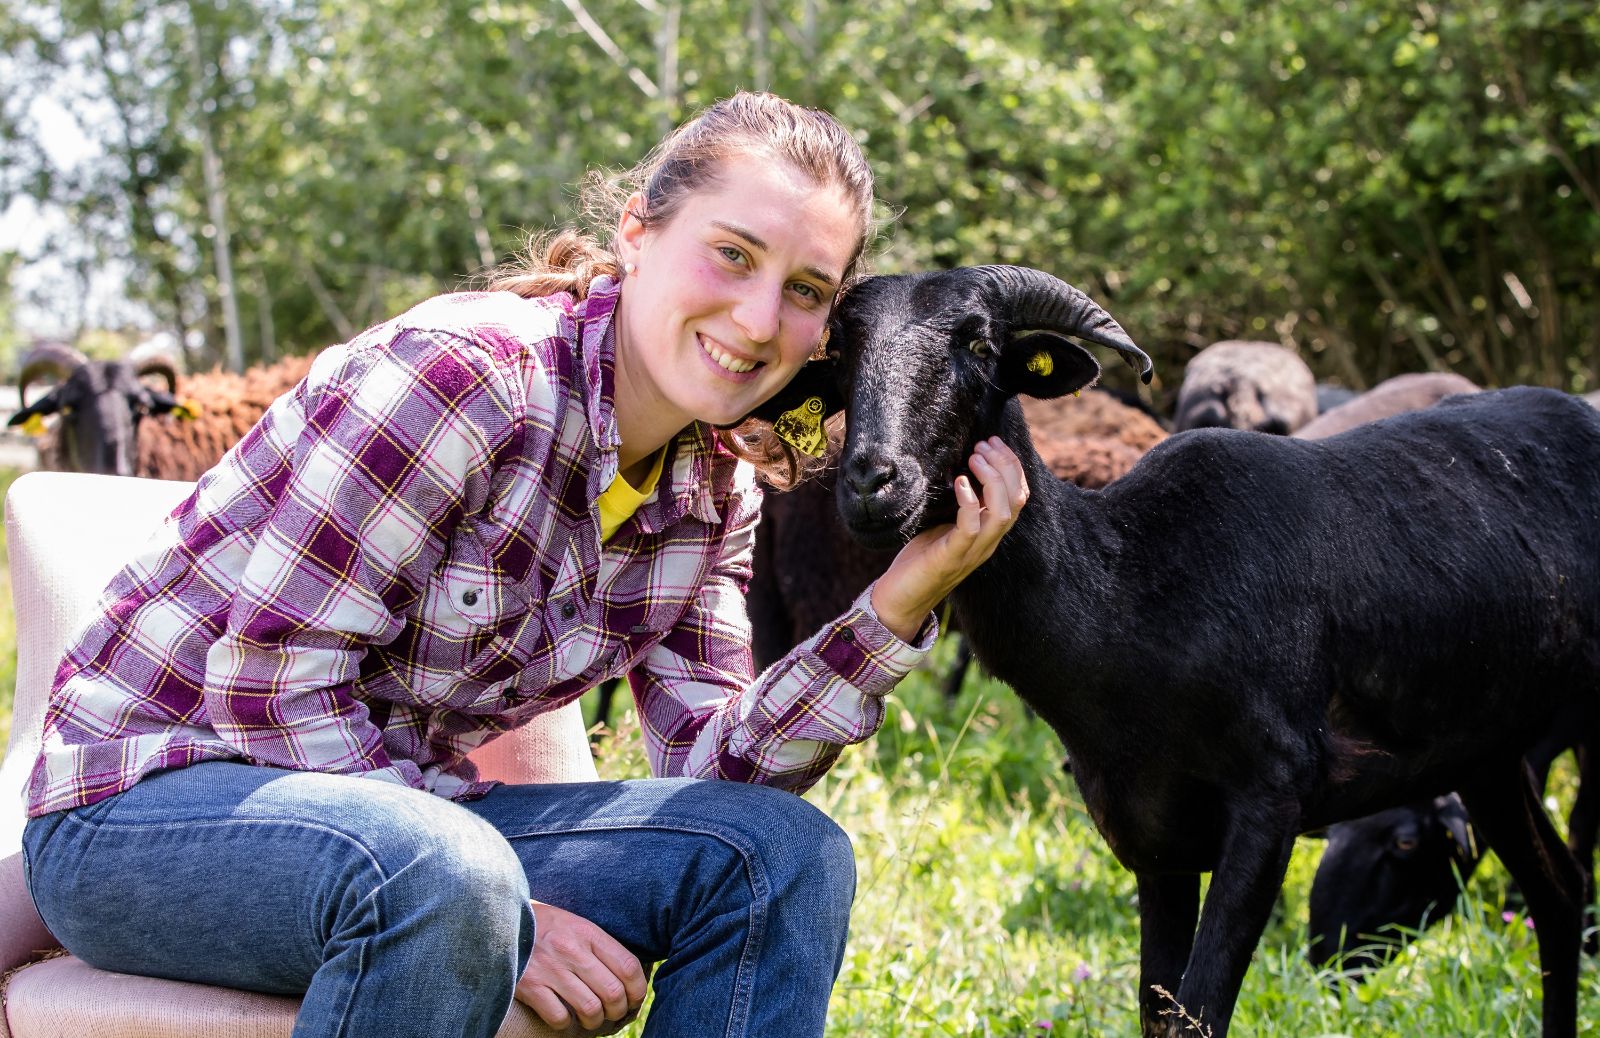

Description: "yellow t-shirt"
597 448 667 542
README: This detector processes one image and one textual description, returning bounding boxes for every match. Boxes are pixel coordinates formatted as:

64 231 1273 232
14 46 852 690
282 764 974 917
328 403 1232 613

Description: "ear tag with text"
772 396 827 458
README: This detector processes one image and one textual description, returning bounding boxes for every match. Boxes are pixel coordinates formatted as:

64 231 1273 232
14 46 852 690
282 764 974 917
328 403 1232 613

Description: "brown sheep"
136 354 317 481
1293 371 1480 441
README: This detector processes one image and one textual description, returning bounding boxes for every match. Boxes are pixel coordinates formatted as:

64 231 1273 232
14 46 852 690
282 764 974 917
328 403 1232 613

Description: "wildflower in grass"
1501 910 1535 930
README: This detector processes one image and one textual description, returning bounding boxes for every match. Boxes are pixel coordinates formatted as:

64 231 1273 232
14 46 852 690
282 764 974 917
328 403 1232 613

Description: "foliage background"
3 0 1598 402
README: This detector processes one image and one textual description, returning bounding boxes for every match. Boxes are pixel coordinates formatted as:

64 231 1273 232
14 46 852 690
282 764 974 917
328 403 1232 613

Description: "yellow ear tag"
1027 351 1054 377
771 396 827 458
20 414 46 437
174 398 202 420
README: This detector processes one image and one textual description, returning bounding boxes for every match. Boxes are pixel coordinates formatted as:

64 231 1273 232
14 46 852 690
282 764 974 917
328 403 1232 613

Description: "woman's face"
613 152 860 438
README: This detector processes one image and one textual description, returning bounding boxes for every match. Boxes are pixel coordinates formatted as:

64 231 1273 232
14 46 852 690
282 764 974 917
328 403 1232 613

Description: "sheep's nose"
843 452 897 496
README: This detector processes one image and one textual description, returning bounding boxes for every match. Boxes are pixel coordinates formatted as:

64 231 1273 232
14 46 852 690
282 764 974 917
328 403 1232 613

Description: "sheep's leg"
1167 809 1297 1038
1136 871 1199 1037
1459 764 1585 1038
941 634 973 699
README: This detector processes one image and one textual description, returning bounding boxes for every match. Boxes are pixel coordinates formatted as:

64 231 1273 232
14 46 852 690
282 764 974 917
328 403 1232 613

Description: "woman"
21 92 1027 1037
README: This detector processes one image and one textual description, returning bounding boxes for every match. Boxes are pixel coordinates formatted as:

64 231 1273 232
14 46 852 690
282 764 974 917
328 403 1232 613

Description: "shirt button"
462 590 480 606
561 601 578 620
840 627 856 643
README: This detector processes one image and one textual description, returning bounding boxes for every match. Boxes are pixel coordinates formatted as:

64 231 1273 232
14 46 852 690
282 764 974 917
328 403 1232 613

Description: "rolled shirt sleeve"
201 328 516 786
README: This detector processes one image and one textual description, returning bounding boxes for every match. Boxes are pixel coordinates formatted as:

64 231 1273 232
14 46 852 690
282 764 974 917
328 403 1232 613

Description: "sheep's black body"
979 391 1600 852
828 266 1600 1038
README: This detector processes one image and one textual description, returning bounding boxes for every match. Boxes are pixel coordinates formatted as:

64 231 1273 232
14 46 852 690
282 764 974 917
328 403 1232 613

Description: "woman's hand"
870 437 1029 642
515 900 648 1033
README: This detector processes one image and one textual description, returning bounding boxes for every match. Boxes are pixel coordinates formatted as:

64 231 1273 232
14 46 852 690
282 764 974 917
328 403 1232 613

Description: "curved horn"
969 265 1154 384
17 342 90 407
135 355 180 394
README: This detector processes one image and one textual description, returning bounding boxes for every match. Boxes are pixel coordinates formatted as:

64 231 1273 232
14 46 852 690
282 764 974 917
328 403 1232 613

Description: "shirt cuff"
808 581 939 695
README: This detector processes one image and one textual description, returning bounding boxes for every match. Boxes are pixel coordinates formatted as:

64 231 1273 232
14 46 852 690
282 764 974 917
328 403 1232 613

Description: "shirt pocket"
409 531 537 708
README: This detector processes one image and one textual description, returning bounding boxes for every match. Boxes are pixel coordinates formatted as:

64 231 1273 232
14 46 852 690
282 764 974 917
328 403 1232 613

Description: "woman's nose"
730 281 782 344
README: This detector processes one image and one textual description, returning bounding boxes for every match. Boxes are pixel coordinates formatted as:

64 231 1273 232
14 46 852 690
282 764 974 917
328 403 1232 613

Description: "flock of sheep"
9 266 1600 1037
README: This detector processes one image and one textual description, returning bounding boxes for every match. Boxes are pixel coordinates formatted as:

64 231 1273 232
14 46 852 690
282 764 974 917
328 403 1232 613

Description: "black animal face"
830 273 1007 549
828 267 1146 550
1307 794 1477 973
10 361 183 476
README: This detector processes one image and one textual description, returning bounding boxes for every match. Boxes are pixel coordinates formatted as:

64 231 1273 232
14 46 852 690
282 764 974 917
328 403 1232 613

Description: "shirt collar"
576 275 722 529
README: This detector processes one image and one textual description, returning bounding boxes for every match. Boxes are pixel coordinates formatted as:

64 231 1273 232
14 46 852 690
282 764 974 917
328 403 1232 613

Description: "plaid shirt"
27 275 933 818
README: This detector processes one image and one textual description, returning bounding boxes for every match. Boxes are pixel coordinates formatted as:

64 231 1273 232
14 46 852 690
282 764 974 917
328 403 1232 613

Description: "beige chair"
0 471 602 1038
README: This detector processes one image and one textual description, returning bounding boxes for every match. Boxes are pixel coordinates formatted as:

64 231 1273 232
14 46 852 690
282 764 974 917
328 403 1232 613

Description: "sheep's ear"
145 390 186 417
6 391 64 426
732 357 843 459
1435 794 1479 863
998 331 1101 399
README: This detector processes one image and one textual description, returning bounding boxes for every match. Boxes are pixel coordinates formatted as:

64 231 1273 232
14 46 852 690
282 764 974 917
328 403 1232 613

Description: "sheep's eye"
1392 833 1419 854
967 338 993 358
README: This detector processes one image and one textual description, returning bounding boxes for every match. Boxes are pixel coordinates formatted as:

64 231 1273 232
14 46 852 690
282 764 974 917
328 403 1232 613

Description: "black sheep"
1308 724 1597 972
821 264 1600 1038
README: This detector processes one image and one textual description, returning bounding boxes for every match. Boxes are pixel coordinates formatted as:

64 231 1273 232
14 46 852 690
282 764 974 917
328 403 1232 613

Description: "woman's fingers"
593 938 649 1009
869 437 1031 641
975 438 1027 513
956 438 1027 550
953 474 982 536
518 900 646 1030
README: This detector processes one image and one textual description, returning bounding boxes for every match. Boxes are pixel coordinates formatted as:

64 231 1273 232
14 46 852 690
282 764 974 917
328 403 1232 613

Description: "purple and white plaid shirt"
27 275 933 818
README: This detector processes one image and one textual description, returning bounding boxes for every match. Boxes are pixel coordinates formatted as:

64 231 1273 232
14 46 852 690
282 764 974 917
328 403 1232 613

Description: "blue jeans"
22 762 856 1038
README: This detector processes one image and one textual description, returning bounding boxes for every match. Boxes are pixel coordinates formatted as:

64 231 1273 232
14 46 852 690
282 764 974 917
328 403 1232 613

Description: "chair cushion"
3 955 596 1038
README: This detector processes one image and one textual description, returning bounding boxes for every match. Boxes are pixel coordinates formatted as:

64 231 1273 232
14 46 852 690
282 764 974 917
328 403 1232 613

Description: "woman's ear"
615 192 648 265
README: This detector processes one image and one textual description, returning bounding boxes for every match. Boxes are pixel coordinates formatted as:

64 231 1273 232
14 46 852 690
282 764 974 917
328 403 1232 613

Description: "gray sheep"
1172 339 1318 435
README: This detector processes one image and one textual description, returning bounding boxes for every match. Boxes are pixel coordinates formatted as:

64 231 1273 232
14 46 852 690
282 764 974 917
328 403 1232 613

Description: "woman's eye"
791 282 820 302
718 246 747 266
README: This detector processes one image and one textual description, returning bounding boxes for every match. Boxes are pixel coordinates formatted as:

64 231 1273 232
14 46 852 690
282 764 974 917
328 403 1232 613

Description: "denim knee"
338 807 534 961
721 786 857 931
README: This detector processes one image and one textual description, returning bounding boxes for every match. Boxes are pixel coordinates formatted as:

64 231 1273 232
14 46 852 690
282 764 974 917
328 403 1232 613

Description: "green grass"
3 496 1593 1035
587 637 1597 1037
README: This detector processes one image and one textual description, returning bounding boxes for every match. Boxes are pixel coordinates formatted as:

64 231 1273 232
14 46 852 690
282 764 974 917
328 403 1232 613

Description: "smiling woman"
610 152 859 478
19 92 1030 1038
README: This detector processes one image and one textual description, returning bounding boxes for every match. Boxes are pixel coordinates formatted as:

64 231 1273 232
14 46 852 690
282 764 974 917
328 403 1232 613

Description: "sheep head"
1306 793 1478 972
9 350 187 476
828 266 1150 550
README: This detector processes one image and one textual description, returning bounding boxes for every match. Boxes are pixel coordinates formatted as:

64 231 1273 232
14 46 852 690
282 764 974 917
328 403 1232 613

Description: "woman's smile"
696 332 763 381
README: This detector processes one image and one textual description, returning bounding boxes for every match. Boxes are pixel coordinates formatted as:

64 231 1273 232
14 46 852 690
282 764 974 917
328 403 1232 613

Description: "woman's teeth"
702 337 758 373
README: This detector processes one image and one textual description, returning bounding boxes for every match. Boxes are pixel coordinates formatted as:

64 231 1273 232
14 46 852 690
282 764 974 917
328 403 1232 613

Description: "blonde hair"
486 91 877 487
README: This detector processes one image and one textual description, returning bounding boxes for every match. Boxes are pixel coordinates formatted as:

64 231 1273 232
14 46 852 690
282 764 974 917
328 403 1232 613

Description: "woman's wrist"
869 583 933 643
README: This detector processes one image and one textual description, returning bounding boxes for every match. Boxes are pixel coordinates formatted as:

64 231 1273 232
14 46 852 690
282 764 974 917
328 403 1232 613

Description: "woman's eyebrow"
711 220 839 287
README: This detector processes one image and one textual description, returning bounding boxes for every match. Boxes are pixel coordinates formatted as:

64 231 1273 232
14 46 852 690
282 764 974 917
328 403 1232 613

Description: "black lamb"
818 264 1600 1038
